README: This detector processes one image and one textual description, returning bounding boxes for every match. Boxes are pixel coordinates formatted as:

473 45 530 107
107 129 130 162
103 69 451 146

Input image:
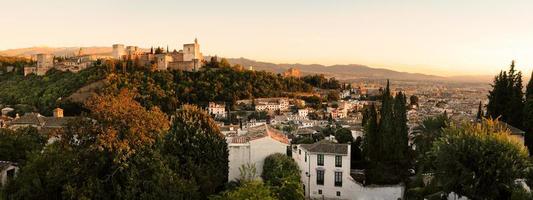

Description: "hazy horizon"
2 0 533 76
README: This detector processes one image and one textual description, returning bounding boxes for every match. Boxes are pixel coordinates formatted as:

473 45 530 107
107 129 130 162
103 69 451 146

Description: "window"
305 152 307 162
334 172 342 187
336 191 341 196
299 149 301 155
7 169 15 180
316 170 324 185
317 154 324 166
335 155 342 167
318 189 322 194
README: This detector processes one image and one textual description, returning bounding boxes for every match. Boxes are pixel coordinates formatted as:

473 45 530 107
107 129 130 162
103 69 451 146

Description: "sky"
1 0 533 76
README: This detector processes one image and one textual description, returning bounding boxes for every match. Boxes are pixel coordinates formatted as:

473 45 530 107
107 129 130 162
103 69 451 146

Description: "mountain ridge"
0 46 492 83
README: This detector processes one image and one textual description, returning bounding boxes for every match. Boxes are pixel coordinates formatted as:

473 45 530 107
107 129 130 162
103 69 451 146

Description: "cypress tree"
527 71 533 99
393 92 408 156
393 92 409 180
363 80 409 184
487 61 524 128
363 103 379 162
379 80 394 160
524 72 533 153
476 101 483 121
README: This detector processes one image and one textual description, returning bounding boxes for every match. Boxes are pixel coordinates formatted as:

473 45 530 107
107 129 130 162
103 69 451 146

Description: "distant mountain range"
225 58 494 83
0 46 494 83
0 46 114 57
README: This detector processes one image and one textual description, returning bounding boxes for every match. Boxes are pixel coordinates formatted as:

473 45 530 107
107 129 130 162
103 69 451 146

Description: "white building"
293 140 404 200
207 102 227 119
298 109 309 118
253 98 290 112
227 124 289 181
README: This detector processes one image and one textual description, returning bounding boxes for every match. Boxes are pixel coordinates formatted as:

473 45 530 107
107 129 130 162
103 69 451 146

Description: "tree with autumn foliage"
83 89 170 163
4 90 199 199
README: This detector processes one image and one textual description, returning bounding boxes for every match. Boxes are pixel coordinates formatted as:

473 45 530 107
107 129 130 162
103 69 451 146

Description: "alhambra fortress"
23 39 206 76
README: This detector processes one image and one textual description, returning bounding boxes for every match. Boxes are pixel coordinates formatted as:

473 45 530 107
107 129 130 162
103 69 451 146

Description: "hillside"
1 47 492 82
226 58 447 81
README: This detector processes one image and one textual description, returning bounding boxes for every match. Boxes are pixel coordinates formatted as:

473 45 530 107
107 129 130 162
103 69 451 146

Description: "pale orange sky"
1 0 533 76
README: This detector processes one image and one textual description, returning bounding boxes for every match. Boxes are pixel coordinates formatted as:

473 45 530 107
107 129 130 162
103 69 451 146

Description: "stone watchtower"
112 44 126 60
35 54 54 75
183 38 204 71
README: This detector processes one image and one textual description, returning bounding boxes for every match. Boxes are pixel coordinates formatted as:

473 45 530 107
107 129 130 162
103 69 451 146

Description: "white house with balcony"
293 140 404 200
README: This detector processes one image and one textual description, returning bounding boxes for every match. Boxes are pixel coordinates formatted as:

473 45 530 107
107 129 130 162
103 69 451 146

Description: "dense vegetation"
486 61 533 153
0 66 106 115
261 153 304 200
524 72 533 153
0 127 47 165
301 74 341 89
163 104 229 197
431 119 529 199
362 80 410 184
0 56 34 72
3 91 228 199
411 113 450 172
0 57 317 116
105 66 313 114
487 61 524 129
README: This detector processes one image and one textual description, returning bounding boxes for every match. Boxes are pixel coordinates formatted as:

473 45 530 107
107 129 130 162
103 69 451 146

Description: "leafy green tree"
335 128 354 144
430 119 529 200
412 113 449 172
0 66 106 115
261 153 303 200
0 127 47 164
162 104 229 198
326 90 340 102
210 181 277 200
4 91 200 200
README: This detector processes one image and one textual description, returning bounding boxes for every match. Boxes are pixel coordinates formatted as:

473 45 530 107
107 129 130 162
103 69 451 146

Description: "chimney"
53 108 64 118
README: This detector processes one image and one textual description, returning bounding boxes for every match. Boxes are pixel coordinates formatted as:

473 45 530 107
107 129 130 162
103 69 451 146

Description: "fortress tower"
112 44 126 60
35 54 54 75
182 38 204 71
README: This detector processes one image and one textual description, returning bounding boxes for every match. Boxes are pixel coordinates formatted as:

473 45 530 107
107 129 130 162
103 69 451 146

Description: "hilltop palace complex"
24 39 204 76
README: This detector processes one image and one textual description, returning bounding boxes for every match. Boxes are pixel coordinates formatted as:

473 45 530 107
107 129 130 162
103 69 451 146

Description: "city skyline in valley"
2 0 533 76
